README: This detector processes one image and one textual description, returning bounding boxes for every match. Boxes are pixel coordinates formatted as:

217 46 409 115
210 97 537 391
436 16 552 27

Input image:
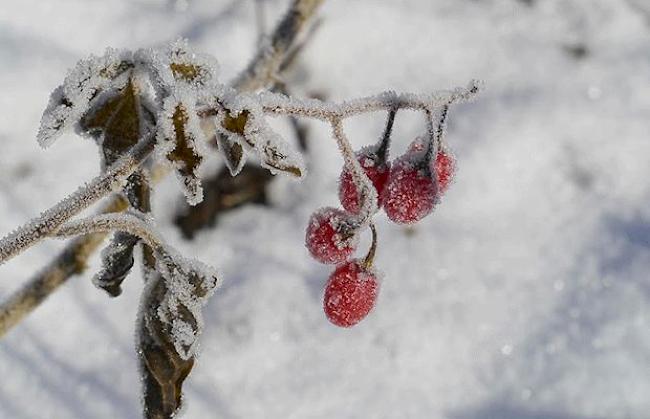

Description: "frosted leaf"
156 91 207 205
38 48 134 148
251 125 306 177
137 38 220 96
152 248 219 359
93 231 138 297
214 92 306 178
137 272 194 419
216 132 247 176
93 172 151 297
79 78 156 166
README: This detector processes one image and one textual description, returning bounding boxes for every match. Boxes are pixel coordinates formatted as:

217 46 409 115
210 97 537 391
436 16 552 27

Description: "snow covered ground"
1 0 649 418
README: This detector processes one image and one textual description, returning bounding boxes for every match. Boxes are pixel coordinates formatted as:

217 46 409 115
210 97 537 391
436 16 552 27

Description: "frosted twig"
233 0 324 91
0 196 129 337
331 119 377 225
0 133 156 266
258 80 481 121
55 213 166 255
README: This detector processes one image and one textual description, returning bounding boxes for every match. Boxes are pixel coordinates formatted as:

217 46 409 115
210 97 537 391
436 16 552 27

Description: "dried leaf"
37 50 135 147
221 110 249 136
170 63 202 83
216 133 246 176
137 249 218 418
93 171 151 297
138 273 194 419
174 164 273 239
80 79 155 165
93 232 137 297
162 103 204 205
256 130 305 178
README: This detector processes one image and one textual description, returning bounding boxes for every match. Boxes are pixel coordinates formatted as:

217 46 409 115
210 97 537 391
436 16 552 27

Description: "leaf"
161 102 205 205
93 232 137 297
174 164 274 239
138 273 194 419
221 110 249 136
80 79 155 165
216 133 246 176
215 105 305 178
258 132 305 177
137 250 218 417
139 39 220 94
37 49 134 148
169 63 203 83
93 171 151 297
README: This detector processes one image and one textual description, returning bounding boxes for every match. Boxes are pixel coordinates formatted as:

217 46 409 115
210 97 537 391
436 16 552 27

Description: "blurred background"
0 0 649 418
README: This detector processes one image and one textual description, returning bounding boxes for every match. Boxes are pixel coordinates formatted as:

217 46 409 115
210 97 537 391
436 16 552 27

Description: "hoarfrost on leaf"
152 249 219 359
37 48 135 148
156 91 207 206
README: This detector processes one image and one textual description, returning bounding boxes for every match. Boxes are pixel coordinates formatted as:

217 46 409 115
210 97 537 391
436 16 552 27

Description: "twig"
55 214 166 255
233 0 324 91
258 80 481 120
330 118 378 225
0 133 156 265
0 196 128 337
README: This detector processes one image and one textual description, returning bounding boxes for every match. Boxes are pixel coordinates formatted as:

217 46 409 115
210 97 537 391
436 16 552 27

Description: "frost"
38 48 134 148
153 249 219 359
213 91 306 179
216 131 247 176
136 38 220 96
156 91 207 206
93 231 138 297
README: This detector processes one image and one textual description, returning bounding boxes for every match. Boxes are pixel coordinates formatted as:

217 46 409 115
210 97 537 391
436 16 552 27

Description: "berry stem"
424 105 448 165
375 108 396 163
362 223 377 270
331 119 378 225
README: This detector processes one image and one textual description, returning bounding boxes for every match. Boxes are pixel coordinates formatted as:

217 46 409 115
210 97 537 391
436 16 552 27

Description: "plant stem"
233 0 325 91
331 118 378 225
0 196 128 337
362 223 377 271
375 108 396 162
0 133 155 266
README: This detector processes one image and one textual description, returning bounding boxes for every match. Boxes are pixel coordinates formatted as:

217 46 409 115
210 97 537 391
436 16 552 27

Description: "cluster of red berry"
304 109 456 328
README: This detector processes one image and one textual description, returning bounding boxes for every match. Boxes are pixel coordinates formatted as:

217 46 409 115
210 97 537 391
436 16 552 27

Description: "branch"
258 80 482 120
0 196 128 337
0 133 156 265
232 0 324 91
55 213 166 255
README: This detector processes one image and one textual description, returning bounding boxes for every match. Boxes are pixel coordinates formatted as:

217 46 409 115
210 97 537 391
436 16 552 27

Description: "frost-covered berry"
339 153 390 213
434 149 455 194
406 136 427 154
323 260 379 327
383 155 438 224
305 207 358 264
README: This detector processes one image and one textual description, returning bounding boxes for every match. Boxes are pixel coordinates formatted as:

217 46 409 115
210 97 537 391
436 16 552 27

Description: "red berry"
434 149 455 194
383 156 438 224
339 152 390 214
305 207 358 264
406 136 427 154
323 260 379 327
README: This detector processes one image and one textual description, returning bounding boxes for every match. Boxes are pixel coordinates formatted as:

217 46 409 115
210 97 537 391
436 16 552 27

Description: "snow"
1 0 650 418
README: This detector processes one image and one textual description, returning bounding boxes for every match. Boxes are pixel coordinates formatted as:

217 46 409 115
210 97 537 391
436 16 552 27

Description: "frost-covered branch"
258 80 481 120
0 133 156 265
55 213 166 255
0 197 129 337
